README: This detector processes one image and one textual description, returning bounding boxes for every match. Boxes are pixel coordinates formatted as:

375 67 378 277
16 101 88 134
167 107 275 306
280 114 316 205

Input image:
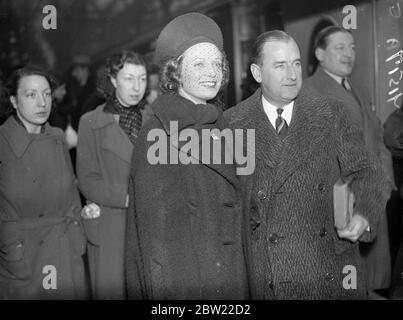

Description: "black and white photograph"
0 0 402 312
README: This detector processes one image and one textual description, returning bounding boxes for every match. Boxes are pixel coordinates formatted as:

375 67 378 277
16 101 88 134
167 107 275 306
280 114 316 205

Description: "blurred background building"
0 0 402 121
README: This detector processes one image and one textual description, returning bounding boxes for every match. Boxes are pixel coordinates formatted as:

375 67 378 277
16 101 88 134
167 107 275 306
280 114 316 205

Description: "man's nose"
287 65 297 80
37 94 46 107
343 47 355 58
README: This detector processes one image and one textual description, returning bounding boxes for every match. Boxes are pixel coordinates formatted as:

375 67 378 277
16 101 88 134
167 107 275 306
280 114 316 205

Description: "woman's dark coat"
0 117 87 299
77 102 151 299
125 94 250 299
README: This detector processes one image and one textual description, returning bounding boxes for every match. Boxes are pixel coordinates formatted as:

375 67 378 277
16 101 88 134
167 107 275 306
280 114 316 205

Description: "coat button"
268 233 279 244
257 190 267 200
325 272 335 282
319 227 327 237
317 183 325 192
223 202 234 208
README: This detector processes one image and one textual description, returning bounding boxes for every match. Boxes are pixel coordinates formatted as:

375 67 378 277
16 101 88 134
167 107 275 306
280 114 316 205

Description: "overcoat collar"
312 67 365 108
90 103 133 164
91 103 116 129
151 93 240 188
231 87 331 196
1 116 58 158
151 93 220 134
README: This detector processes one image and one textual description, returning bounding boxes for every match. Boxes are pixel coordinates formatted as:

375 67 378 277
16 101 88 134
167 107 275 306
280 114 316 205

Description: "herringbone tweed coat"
305 67 393 291
224 87 389 300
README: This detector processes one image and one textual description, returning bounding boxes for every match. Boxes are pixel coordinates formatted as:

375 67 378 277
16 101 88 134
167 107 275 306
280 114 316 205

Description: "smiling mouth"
200 81 217 87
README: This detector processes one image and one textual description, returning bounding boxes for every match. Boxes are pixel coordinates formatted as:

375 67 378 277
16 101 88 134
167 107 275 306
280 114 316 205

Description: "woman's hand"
81 203 101 220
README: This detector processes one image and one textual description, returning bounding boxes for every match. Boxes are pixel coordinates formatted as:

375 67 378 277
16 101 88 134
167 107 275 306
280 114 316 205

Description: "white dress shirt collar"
261 95 294 129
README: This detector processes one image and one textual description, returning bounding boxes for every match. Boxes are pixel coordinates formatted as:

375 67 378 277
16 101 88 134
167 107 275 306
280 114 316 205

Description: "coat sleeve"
335 103 389 242
76 115 127 208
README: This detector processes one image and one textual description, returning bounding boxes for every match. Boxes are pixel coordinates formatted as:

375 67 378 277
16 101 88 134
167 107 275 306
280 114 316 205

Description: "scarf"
150 93 221 133
104 96 142 144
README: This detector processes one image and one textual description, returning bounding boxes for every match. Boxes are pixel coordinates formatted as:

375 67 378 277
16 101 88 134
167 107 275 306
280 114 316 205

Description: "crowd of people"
0 12 402 300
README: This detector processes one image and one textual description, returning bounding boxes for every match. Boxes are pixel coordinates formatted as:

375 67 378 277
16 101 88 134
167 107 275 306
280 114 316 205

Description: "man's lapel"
232 89 279 169
268 89 330 197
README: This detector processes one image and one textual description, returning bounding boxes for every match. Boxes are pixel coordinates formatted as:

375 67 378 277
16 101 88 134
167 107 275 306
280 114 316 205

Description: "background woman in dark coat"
0 67 87 299
77 51 150 299
125 13 250 300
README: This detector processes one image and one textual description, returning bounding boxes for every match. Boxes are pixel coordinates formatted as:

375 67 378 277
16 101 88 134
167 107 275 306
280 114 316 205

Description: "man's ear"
250 63 262 84
315 47 324 63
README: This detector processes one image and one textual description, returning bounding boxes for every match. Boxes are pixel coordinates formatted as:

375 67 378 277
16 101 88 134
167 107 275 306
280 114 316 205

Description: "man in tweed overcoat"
304 26 394 298
224 30 389 299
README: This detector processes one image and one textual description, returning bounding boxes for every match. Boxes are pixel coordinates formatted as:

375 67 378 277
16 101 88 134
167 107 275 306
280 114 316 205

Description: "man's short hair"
251 30 293 65
313 26 352 50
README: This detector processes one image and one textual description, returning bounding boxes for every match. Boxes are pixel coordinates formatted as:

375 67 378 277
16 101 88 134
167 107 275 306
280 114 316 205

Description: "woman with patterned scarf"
76 51 150 299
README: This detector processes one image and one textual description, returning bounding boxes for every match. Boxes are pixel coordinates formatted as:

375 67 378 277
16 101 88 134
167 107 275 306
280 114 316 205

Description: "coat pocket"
67 220 87 256
0 222 31 280
82 217 100 247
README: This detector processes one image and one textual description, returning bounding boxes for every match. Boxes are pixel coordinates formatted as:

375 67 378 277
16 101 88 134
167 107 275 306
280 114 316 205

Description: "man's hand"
337 213 369 243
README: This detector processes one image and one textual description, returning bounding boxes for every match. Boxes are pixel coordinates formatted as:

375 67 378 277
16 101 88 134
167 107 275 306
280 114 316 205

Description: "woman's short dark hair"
6 66 56 97
97 50 149 106
2 66 56 118
159 47 230 100
97 50 148 98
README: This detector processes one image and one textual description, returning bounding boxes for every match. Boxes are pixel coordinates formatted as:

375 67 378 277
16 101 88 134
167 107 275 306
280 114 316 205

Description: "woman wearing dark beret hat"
125 12 252 299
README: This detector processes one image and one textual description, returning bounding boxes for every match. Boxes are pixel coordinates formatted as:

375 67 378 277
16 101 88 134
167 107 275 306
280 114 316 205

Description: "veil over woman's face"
178 42 223 105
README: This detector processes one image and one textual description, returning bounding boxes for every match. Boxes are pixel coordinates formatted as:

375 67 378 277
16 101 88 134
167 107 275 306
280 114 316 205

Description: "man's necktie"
341 78 351 90
275 108 288 138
